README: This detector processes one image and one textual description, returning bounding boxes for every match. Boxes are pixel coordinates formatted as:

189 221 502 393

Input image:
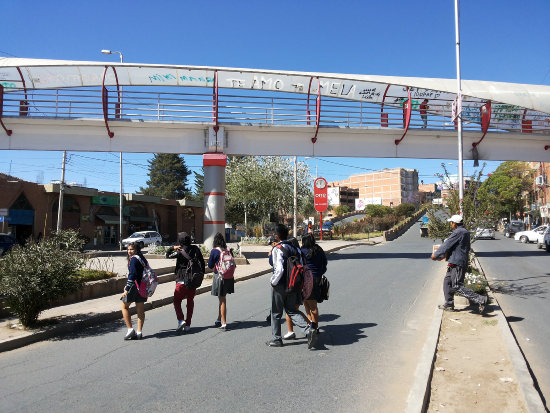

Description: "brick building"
0 173 203 247
327 186 359 209
329 168 419 208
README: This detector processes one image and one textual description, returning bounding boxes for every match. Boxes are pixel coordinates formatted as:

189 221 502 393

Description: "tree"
394 202 416 217
140 154 191 199
427 163 497 241
0 230 85 327
364 204 393 218
333 205 350 216
225 156 312 226
477 161 533 219
186 171 204 202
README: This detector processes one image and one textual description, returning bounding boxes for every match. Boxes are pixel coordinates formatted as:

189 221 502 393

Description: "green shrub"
76 269 117 282
0 230 86 327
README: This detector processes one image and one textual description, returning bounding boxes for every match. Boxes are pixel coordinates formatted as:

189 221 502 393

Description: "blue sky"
1 0 549 192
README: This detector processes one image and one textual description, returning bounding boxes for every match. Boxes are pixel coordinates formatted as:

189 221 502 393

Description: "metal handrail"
1 86 548 135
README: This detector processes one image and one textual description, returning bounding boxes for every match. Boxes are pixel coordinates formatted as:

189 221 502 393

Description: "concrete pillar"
203 153 227 249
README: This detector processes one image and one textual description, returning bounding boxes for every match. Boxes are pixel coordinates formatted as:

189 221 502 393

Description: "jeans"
271 283 310 341
443 265 485 306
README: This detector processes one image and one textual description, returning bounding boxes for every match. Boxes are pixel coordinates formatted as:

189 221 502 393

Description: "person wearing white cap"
431 214 489 313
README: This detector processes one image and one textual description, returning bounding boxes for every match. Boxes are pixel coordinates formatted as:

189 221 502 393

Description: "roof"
1 57 549 114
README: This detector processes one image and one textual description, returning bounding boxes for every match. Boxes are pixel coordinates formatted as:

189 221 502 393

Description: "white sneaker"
183 325 191 333
283 331 296 340
176 320 185 332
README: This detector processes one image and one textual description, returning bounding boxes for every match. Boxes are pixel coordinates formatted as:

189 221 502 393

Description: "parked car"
121 231 162 248
513 225 548 245
475 227 495 240
503 220 525 238
0 233 17 256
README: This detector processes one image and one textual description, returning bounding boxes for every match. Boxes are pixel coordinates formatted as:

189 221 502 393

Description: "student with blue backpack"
208 233 236 331
120 242 148 340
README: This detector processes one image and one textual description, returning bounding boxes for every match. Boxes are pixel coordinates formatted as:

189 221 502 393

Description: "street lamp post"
101 49 124 250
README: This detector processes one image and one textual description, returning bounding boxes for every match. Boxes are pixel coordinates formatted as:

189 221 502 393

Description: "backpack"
134 255 158 297
318 275 330 303
180 248 205 289
278 244 305 294
216 247 236 280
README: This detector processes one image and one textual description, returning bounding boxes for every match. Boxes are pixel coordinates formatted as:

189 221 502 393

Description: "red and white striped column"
203 153 227 248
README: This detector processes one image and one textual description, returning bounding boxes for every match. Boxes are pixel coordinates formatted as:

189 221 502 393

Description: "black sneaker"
266 339 283 347
307 328 318 349
124 330 136 340
135 333 143 340
214 320 222 327
437 304 455 312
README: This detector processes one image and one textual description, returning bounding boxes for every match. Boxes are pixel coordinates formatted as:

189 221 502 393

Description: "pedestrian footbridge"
1 58 549 162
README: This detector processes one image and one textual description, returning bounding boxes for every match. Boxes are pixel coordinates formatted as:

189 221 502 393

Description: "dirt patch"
427 300 527 412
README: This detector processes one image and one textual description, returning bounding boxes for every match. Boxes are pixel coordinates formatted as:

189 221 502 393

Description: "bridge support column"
203 153 227 249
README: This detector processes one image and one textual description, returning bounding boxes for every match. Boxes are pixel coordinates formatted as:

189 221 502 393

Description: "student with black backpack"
267 224 317 349
165 232 205 333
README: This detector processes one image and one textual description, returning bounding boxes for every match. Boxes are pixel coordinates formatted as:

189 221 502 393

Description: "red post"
320 212 323 240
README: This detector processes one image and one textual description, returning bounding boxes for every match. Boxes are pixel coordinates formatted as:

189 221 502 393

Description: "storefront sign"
91 195 119 206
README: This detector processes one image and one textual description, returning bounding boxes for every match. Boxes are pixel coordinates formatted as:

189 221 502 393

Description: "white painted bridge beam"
1 117 549 162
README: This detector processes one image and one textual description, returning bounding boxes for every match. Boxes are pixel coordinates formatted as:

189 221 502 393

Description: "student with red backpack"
165 232 205 333
208 232 236 331
267 224 317 349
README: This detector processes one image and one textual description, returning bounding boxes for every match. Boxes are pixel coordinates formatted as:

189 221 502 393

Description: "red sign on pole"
314 177 328 213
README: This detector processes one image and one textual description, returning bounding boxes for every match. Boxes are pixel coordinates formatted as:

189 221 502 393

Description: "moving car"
475 227 495 240
503 220 525 238
121 231 162 248
513 225 548 246
0 233 17 256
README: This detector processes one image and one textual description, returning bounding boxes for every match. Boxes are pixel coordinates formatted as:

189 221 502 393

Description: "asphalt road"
0 225 443 413
473 232 550 407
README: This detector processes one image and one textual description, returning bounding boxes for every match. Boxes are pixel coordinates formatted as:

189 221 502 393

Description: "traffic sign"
314 177 328 213
0 208 8 216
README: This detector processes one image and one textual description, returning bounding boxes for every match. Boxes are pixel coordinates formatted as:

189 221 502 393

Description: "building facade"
329 168 419 208
0 173 203 246
327 186 359 209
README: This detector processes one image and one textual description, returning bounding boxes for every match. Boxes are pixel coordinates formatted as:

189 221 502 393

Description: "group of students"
120 224 328 350
120 231 234 340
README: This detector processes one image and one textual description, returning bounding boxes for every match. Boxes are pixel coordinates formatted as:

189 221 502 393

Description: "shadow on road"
317 322 377 348
329 252 431 261
506 315 525 323
49 316 125 341
476 251 548 258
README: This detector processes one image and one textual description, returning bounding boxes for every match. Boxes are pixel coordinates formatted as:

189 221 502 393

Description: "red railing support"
0 85 13 136
395 87 412 145
213 70 219 132
101 65 121 138
380 84 391 127
307 77 321 143
472 101 492 148
521 108 532 134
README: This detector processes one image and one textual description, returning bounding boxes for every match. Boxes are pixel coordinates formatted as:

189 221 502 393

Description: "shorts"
211 273 235 297
122 283 147 303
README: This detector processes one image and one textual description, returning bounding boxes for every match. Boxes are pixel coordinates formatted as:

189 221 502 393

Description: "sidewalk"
0 237 378 353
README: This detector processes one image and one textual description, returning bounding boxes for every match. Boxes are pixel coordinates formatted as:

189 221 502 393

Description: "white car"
513 225 548 247
122 231 162 248
475 227 495 240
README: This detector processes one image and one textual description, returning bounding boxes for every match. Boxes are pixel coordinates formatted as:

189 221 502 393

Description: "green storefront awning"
129 216 155 222
96 215 127 225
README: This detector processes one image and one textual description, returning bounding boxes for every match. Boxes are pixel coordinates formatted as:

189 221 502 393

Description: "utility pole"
454 0 464 214
56 151 67 232
293 156 297 237
119 153 123 250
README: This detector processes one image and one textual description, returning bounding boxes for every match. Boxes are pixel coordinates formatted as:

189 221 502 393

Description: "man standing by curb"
431 215 488 313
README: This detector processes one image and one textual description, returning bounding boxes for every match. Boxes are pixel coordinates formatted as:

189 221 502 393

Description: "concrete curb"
474 254 546 413
406 307 443 413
